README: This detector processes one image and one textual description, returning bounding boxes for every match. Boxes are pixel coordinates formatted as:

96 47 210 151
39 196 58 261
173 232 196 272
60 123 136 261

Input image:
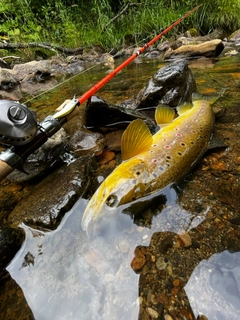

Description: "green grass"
1 0 240 52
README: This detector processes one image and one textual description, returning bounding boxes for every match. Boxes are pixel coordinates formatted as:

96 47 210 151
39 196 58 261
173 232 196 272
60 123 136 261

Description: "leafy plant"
1 0 240 50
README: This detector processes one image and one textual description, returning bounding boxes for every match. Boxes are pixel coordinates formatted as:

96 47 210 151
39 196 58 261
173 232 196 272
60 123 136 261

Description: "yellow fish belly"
81 100 215 235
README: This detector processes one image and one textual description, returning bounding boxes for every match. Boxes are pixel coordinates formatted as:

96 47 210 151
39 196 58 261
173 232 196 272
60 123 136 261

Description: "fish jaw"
81 172 136 236
81 159 151 236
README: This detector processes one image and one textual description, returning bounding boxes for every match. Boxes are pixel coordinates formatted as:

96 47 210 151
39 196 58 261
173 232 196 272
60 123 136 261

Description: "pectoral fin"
155 104 175 127
121 119 153 160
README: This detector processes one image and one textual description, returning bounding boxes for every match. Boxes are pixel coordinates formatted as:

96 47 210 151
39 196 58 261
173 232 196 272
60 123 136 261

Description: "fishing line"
23 62 100 104
22 34 164 105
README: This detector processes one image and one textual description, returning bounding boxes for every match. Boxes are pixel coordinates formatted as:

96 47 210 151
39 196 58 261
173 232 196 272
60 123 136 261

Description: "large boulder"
164 39 224 60
135 59 196 108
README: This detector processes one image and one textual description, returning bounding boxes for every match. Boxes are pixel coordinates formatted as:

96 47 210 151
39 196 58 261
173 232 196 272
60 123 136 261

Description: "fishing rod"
0 4 202 182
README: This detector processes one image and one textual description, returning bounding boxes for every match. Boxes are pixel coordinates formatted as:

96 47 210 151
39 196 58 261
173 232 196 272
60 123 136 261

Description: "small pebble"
178 232 192 247
156 257 167 270
146 307 159 318
118 239 130 253
164 314 173 320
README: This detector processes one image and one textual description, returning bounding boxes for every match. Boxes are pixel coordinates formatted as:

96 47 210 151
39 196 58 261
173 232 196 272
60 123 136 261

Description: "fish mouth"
81 201 116 238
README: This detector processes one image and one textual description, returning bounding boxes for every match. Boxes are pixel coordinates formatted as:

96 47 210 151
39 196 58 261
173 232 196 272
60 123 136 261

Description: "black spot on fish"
166 155 171 160
178 152 182 156
181 142 186 147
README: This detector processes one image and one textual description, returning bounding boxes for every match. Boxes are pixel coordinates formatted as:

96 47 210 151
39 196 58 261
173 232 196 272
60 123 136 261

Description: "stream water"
2 52 240 319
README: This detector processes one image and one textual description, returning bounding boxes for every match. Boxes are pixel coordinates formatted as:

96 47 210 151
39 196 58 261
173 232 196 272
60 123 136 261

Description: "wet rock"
96 149 116 165
7 155 93 229
197 316 208 320
67 128 105 157
105 129 124 151
135 60 196 108
84 248 111 274
146 307 159 318
20 77 58 96
0 69 19 91
229 29 240 41
158 234 174 253
0 272 35 320
0 225 24 272
12 60 52 82
178 232 192 248
157 41 171 52
164 39 224 60
50 55 85 76
0 68 22 100
131 246 147 273
84 95 151 130
156 257 168 270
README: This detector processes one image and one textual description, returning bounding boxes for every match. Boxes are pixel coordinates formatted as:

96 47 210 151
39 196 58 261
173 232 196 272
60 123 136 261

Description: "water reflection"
7 187 208 320
185 250 240 320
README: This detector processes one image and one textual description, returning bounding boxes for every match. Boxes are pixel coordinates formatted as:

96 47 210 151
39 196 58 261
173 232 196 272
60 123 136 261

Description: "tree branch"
101 2 142 34
0 42 84 55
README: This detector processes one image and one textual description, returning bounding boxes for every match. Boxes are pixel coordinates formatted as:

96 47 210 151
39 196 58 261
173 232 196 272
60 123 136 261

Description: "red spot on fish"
153 144 157 147
176 133 182 137
152 159 158 163
165 145 170 149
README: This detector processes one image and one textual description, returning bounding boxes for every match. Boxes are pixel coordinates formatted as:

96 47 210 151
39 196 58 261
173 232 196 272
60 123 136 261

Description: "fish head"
81 158 150 237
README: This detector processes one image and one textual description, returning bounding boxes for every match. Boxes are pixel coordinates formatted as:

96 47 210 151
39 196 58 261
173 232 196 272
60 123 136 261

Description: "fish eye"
106 194 118 208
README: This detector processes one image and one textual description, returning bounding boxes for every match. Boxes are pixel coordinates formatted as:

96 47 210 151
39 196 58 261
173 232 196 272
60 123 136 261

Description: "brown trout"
81 100 215 234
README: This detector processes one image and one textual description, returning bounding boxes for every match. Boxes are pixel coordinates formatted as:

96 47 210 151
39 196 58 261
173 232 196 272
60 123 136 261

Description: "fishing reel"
0 100 38 146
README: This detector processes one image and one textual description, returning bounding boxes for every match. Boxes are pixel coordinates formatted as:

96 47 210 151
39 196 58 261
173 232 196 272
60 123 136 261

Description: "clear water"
4 52 240 319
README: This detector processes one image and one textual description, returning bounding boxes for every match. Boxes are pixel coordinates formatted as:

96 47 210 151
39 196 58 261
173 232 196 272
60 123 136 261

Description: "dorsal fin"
121 119 153 160
155 104 175 127
177 103 193 115
192 92 219 105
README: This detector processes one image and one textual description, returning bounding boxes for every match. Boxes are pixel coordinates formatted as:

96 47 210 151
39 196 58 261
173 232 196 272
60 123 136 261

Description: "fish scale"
81 99 215 235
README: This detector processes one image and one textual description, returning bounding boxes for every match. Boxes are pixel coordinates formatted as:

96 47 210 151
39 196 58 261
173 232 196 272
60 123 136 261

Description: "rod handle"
0 160 14 182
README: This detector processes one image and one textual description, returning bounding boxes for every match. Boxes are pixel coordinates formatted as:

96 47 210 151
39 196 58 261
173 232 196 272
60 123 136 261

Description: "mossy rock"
189 28 199 37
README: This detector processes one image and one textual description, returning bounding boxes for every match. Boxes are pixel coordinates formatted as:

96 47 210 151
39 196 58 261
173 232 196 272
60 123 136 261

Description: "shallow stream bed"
1 52 240 320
